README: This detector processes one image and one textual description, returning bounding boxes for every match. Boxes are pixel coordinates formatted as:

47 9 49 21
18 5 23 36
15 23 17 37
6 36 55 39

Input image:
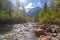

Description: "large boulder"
55 28 60 33
34 28 45 37
51 37 59 40
56 33 60 40
46 25 60 33
40 36 51 40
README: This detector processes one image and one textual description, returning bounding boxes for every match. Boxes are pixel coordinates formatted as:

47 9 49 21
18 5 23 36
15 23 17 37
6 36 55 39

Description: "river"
0 23 38 40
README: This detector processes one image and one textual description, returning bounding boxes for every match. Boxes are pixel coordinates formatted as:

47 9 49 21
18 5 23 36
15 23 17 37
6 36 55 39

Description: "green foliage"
0 10 9 19
0 0 32 24
0 0 60 24
34 0 60 23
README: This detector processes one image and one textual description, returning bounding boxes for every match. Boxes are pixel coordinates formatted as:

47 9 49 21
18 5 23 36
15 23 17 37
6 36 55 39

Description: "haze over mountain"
27 6 42 17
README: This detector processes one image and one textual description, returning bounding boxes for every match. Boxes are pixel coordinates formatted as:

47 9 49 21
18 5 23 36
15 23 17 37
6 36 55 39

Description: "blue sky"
9 0 55 12
9 0 44 8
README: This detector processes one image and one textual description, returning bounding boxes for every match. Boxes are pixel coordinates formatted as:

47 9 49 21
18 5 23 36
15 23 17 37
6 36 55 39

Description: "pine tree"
55 0 60 12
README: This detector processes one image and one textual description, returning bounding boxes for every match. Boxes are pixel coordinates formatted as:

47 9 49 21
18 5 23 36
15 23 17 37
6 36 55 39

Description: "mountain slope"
27 6 42 17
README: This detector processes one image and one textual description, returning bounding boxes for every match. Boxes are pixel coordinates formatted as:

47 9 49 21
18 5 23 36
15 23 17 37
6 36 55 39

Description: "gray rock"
51 37 59 40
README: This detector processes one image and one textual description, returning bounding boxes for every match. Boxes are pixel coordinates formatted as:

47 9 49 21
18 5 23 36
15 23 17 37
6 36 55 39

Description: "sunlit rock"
40 36 50 40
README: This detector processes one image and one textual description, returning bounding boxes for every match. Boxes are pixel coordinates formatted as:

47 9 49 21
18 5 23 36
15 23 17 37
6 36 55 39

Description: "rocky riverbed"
0 23 37 40
0 22 60 40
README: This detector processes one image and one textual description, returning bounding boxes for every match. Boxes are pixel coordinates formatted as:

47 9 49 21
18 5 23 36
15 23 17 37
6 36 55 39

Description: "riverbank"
0 22 60 40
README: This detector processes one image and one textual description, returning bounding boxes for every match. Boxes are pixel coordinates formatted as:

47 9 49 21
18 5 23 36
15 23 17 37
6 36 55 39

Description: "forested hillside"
0 0 60 24
0 0 31 24
32 0 60 24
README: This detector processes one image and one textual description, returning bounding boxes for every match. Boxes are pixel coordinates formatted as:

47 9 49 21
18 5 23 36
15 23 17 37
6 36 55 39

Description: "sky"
9 0 55 12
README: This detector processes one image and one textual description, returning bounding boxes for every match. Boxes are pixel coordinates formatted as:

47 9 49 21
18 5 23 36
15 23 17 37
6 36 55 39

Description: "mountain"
0 0 31 23
27 6 42 17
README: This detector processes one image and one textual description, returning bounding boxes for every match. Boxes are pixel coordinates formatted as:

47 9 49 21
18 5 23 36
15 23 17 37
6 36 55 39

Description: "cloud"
25 3 33 9
38 2 40 5
19 7 23 10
